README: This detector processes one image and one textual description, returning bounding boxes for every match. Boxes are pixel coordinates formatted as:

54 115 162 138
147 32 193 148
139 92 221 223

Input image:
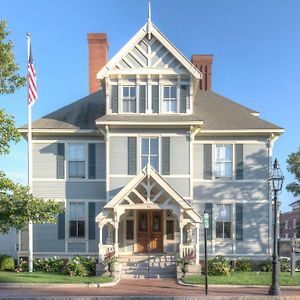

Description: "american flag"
28 40 37 106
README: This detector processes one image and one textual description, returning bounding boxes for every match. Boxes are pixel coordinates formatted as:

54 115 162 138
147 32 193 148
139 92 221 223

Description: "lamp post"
268 158 284 296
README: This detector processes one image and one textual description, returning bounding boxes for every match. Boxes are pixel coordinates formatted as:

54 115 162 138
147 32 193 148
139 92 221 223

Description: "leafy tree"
0 20 63 233
286 148 300 197
0 20 26 94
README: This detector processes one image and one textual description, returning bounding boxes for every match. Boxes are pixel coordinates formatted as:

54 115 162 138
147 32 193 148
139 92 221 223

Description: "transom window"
69 203 85 238
141 137 159 171
163 86 177 113
123 86 136 113
69 144 85 178
216 204 232 239
215 144 233 178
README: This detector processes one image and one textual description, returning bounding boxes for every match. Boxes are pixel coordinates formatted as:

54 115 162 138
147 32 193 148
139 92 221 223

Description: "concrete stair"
119 254 177 279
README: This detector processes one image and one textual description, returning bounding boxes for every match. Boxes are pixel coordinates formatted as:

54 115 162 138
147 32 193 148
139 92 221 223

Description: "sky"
1 0 299 212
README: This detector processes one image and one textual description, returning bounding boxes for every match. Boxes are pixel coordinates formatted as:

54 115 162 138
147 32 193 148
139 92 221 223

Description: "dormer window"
123 86 136 113
163 86 177 113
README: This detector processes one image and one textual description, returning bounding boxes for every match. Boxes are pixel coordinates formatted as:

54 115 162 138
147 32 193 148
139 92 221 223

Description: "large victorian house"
19 12 283 270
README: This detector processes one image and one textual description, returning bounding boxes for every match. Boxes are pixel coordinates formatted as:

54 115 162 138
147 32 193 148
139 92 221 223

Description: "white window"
69 203 85 238
163 86 177 113
285 220 288 230
216 204 232 239
215 144 233 178
293 218 296 229
141 137 159 171
123 86 136 113
69 144 85 178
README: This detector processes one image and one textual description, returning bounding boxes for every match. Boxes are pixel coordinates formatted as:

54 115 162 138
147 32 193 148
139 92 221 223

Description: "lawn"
183 272 300 286
0 271 113 284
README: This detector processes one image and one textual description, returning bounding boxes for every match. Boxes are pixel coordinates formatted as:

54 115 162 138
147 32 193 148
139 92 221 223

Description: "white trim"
109 132 189 137
32 140 105 144
19 128 98 134
193 179 268 183
95 121 204 126
32 178 106 182
193 140 268 144
200 129 284 134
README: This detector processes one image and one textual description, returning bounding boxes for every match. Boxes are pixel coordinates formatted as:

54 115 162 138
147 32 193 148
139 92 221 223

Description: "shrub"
296 260 300 270
0 255 15 271
208 255 230 276
235 258 253 272
259 260 272 272
66 255 96 277
18 258 28 272
34 257 64 273
280 258 290 272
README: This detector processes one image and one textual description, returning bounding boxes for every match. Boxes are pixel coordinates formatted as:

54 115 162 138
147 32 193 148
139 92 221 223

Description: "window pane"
69 221 77 237
129 99 136 113
123 100 130 112
70 204 77 219
170 100 177 112
69 144 85 161
77 203 85 219
216 222 223 238
171 86 176 98
130 86 136 96
150 138 158 155
139 212 148 232
152 212 161 232
150 156 158 171
141 156 148 169
77 221 85 237
77 161 85 178
142 139 149 155
223 205 231 221
215 162 222 177
224 222 231 238
224 163 232 177
225 145 232 160
126 220 134 240
215 145 222 161
163 86 169 98
123 86 129 97
163 100 169 112
166 220 174 240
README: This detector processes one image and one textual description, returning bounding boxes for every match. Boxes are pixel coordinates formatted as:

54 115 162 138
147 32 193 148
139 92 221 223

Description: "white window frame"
68 143 86 179
215 144 233 179
140 137 159 171
162 85 177 113
122 85 136 113
215 204 232 240
68 202 86 239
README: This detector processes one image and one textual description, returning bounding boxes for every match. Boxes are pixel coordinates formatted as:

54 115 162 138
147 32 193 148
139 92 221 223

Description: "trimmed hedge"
0 255 15 271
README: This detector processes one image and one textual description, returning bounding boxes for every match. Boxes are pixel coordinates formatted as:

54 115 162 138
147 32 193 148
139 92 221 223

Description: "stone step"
119 255 176 263
122 269 176 279
122 261 176 268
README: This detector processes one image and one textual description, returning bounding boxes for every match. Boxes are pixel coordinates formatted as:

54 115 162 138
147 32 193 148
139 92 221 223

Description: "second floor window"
216 204 232 239
69 203 85 238
215 144 233 178
123 86 136 113
69 144 85 178
163 86 177 113
141 137 159 171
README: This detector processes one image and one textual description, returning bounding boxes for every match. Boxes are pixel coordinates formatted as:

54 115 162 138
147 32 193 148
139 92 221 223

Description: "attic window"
163 86 177 113
123 86 136 113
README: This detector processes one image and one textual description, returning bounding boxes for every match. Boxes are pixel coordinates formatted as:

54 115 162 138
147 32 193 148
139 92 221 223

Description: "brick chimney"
87 33 108 94
191 55 213 90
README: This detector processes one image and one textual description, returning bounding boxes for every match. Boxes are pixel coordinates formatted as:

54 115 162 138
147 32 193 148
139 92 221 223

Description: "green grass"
183 272 300 286
0 271 113 284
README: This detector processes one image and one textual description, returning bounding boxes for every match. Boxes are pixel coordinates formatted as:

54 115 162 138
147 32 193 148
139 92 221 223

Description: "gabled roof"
97 22 202 80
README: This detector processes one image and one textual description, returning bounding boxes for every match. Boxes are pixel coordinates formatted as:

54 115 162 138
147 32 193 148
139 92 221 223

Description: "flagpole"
27 32 33 273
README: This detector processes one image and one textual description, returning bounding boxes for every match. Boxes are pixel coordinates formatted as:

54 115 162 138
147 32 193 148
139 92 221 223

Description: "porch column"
98 225 103 262
179 224 183 258
114 223 119 256
195 224 200 265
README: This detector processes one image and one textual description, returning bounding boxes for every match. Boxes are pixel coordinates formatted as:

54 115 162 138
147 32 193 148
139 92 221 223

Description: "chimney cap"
87 33 108 42
192 54 213 61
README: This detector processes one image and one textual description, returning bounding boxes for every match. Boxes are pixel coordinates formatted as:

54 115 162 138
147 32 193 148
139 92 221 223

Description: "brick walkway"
0 279 299 299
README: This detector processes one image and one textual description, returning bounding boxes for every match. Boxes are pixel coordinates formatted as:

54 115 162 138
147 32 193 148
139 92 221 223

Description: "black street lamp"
268 158 284 296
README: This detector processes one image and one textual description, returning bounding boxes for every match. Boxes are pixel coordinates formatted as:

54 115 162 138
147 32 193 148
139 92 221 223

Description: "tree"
286 148 300 197
0 20 26 94
0 20 63 233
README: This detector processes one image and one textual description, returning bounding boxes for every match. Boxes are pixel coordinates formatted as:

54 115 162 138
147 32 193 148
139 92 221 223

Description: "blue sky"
1 0 299 212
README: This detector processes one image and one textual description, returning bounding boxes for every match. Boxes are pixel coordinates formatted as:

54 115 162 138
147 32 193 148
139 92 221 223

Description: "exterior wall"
0 230 18 258
280 208 300 239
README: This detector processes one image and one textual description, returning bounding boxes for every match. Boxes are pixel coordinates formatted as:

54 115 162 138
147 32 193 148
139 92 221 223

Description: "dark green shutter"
205 203 213 240
56 143 65 179
57 212 65 240
128 137 137 175
180 85 187 113
139 85 146 113
235 144 244 180
203 144 212 180
152 85 159 113
236 203 243 241
88 202 96 240
88 144 96 179
111 85 118 113
161 137 170 175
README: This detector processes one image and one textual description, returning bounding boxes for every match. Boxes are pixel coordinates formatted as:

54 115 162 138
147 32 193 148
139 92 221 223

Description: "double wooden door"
136 210 163 253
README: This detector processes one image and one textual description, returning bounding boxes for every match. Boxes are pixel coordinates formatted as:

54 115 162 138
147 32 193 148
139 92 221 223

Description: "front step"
120 254 177 279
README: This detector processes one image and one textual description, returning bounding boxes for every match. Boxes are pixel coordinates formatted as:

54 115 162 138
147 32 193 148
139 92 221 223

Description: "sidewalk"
0 279 300 299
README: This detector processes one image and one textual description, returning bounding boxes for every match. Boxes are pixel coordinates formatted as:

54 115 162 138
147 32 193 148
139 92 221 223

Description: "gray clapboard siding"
33 143 57 178
243 144 268 180
109 177 133 198
161 137 170 175
193 181 268 201
32 181 106 199
193 143 203 179
68 242 86 253
0 229 18 258
164 178 190 198
33 223 65 252
110 137 128 174
170 136 190 175
96 143 106 179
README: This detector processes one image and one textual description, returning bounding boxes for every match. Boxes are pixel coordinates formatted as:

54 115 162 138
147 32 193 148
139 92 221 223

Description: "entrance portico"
96 164 202 264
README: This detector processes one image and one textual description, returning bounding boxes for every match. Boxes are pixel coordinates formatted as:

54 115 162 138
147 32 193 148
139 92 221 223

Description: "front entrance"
136 210 163 253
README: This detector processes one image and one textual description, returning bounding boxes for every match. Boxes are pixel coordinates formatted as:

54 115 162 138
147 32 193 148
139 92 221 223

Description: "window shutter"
88 143 96 179
235 144 244 180
180 85 187 113
205 203 213 240
88 202 96 240
139 85 146 113
152 85 159 113
236 203 243 241
161 137 170 175
111 85 118 113
56 143 65 179
128 137 137 175
203 144 212 180
57 212 65 240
